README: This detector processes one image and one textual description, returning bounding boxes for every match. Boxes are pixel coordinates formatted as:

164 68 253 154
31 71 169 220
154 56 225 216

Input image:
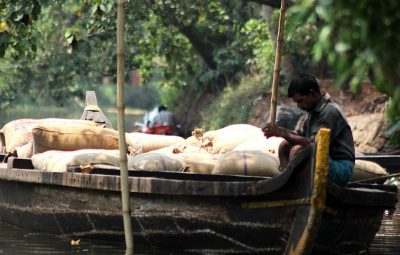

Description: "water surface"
0 222 125 255
369 178 400 255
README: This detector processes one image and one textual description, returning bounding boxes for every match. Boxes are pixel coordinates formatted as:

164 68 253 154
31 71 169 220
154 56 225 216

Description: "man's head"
288 74 322 112
158 105 167 112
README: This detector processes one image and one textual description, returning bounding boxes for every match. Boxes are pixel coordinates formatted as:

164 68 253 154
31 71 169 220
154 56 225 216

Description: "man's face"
291 92 318 112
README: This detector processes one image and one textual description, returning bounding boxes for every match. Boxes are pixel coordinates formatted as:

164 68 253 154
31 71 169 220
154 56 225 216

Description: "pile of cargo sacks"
0 119 388 181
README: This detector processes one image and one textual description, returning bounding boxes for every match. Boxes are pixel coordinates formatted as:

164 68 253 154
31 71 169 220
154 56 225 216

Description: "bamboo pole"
269 0 287 124
116 0 134 253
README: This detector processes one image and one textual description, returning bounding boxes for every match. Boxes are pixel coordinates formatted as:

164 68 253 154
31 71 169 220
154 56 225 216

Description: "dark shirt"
298 93 355 162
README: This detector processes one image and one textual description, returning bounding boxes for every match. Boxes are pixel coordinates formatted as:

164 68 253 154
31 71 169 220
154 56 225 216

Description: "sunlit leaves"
0 0 41 57
241 19 274 78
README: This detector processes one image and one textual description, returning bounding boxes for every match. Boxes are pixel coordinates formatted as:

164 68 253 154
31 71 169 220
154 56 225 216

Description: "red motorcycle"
143 124 174 135
133 122 174 135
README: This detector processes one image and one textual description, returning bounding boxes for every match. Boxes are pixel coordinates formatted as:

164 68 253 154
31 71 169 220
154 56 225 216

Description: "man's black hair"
287 74 320 98
158 105 167 112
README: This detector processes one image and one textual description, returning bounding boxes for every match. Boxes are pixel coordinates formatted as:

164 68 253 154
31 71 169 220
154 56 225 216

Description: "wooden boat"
0 128 397 254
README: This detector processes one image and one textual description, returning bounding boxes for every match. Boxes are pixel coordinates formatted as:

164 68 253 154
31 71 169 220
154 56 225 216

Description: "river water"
0 222 125 255
369 178 400 255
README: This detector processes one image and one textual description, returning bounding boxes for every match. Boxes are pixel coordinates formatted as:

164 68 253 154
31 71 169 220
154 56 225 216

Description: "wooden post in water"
269 0 287 124
116 0 134 253
286 128 330 255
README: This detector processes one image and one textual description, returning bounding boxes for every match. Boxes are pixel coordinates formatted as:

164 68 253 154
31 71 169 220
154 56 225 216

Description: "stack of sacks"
0 118 96 158
125 132 184 153
184 128 214 152
180 152 220 174
31 123 142 155
233 136 284 166
127 143 215 173
125 132 220 173
127 144 186 172
212 150 280 177
32 149 120 172
128 152 185 172
184 124 283 177
168 143 220 174
185 124 265 154
210 124 265 154
350 160 388 182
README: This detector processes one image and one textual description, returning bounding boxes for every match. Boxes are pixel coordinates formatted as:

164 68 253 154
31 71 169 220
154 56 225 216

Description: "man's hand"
262 123 288 138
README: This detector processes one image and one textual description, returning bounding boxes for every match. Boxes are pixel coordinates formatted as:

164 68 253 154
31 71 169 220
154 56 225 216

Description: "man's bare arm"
263 123 311 146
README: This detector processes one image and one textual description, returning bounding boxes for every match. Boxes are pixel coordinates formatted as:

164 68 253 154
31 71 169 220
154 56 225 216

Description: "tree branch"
245 0 294 9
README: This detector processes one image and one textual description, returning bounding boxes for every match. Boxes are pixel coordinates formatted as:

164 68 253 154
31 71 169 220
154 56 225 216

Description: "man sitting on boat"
263 74 355 186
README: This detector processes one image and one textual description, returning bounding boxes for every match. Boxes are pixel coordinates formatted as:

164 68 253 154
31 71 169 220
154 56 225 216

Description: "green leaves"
292 0 400 122
0 0 42 58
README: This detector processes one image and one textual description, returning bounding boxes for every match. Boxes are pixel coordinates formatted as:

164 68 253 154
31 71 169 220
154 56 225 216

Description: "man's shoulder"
323 100 344 115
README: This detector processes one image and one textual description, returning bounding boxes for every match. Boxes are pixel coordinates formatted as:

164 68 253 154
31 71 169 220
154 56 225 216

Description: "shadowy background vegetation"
0 0 399 139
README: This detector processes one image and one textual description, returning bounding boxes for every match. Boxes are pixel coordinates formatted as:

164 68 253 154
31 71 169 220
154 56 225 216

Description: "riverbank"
0 104 145 133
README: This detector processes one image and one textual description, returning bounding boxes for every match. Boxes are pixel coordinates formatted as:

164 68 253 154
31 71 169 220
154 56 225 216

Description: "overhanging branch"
245 0 294 8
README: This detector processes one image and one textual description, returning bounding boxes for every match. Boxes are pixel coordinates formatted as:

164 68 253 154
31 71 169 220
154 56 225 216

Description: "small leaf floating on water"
71 239 80 246
80 163 94 174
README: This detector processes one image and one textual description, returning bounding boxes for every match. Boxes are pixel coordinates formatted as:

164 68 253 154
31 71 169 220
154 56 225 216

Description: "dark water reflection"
1 179 399 255
369 178 400 255
0 222 125 255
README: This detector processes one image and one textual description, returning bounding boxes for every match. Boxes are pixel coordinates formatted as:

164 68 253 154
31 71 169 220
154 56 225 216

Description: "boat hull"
0 178 298 253
0 147 397 254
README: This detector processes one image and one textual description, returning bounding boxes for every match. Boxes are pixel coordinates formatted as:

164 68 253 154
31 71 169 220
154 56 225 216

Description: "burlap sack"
16 140 34 158
32 149 120 172
126 132 184 153
184 135 199 146
212 151 280 177
148 143 210 156
234 136 284 164
350 159 388 181
184 128 215 152
1 118 96 153
211 124 265 154
128 152 186 172
185 124 264 154
32 124 120 153
217 124 261 133
181 152 220 174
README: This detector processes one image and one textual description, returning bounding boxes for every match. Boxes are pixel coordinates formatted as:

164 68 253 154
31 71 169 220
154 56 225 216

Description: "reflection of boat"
0 131 397 254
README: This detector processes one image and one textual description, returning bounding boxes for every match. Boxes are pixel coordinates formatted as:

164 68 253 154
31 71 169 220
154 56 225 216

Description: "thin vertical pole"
269 0 287 124
287 128 330 254
116 0 134 253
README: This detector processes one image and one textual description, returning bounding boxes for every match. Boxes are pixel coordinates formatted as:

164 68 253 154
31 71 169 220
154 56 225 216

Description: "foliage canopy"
292 0 400 122
0 0 400 135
